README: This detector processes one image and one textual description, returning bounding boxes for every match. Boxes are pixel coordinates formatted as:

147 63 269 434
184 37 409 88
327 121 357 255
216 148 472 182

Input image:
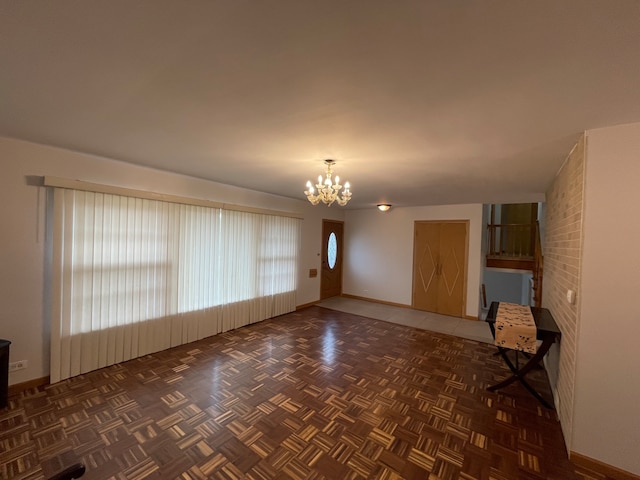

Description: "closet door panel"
437 222 467 317
412 222 440 312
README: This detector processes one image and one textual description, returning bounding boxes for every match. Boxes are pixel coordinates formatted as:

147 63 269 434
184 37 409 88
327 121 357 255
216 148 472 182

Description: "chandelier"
304 159 352 206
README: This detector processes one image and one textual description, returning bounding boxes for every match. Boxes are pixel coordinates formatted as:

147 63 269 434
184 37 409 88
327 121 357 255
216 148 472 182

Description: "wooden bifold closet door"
412 221 468 317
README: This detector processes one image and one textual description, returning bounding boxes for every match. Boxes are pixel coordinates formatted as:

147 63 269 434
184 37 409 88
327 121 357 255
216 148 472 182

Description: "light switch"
566 290 575 304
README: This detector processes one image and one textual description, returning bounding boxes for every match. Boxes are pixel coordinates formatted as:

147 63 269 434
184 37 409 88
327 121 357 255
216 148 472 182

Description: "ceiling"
2 1 640 209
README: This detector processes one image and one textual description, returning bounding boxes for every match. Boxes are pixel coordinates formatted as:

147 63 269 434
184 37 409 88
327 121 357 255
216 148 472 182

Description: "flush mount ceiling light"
304 159 352 207
377 204 392 211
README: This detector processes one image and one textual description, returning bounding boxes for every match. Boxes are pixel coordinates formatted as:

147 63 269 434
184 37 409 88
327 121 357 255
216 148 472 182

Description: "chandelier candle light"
304 159 352 206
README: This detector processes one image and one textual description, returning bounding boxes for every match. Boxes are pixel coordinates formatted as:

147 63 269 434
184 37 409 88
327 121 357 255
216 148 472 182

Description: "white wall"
572 124 640 475
343 204 484 317
0 137 336 386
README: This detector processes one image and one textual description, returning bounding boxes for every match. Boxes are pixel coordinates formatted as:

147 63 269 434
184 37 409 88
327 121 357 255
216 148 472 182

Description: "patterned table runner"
495 302 537 353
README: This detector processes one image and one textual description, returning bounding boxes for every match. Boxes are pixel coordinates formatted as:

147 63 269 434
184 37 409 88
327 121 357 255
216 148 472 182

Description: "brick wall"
542 134 585 449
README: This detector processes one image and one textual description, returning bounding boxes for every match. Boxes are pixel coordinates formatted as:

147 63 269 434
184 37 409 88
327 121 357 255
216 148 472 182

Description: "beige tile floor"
316 296 494 344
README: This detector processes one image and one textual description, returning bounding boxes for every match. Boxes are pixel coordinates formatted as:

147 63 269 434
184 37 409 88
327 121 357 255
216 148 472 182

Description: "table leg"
487 323 555 409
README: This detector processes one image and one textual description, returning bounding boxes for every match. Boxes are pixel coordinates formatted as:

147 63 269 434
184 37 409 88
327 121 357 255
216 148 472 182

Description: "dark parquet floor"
1 306 613 480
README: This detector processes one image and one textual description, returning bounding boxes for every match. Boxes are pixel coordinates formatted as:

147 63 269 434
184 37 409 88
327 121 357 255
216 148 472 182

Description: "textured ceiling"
2 1 640 208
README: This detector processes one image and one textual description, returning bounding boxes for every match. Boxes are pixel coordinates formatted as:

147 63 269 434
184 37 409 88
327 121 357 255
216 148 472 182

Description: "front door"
321 220 344 299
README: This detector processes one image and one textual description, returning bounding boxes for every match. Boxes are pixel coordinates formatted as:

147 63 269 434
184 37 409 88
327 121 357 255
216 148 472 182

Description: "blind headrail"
43 176 304 219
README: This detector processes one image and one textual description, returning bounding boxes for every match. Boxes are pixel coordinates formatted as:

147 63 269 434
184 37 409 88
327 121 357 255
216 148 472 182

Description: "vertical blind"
50 188 301 383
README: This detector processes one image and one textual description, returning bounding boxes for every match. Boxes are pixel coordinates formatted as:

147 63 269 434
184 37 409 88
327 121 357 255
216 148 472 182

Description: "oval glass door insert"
327 232 337 269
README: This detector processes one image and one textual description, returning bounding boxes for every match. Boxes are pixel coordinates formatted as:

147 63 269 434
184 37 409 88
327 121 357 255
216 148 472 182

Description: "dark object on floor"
0 339 10 409
47 463 85 480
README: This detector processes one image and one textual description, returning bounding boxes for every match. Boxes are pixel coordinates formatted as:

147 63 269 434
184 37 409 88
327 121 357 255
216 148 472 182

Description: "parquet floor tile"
0 306 615 479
